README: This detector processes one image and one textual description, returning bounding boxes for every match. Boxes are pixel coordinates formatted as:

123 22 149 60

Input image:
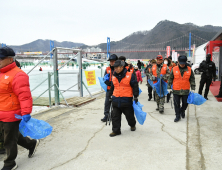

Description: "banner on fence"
85 70 96 86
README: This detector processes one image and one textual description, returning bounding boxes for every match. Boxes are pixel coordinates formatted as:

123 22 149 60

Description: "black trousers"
148 86 153 99
104 90 111 117
198 77 212 98
0 121 36 167
173 94 188 117
167 91 172 102
112 104 136 133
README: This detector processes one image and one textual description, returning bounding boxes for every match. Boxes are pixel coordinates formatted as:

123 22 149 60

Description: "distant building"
83 47 102 53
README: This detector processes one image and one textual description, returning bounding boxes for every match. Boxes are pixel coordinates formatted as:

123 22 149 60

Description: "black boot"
109 131 121 137
156 105 159 111
101 116 108 122
148 98 152 101
181 110 185 118
174 116 181 122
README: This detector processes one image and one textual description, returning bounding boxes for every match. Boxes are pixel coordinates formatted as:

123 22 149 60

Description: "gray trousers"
104 90 111 117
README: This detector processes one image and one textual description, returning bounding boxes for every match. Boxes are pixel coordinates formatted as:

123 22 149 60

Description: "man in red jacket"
0 47 39 170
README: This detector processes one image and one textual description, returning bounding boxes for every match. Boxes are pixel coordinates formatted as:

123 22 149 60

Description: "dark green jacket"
167 66 195 95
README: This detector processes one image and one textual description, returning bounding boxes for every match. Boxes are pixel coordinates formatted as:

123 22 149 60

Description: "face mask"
206 57 211 63
164 61 168 64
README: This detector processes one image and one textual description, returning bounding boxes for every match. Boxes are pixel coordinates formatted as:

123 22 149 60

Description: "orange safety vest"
152 64 167 84
125 66 134 73
129 67 134 73
106 67 112 90
0 67 23 111
172 66 191 91
112 72 133 97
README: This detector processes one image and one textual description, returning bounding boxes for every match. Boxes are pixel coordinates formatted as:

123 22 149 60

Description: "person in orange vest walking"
108 60 139 137
150 55 170 113
145 59 156 101
101 54 118 122
164 58 175 103
0 47 39 170
167 56 196 122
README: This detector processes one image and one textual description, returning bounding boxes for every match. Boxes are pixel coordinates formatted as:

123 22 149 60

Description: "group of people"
0 45 217 170
101 53 217 137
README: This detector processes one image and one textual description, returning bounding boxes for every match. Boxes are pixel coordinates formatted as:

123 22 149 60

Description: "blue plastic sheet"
148 79 155 89
154 78 169 97
104 74 110 81
139 88 142 95
187 92 207 105
15 115 53 139
133 101 147 125
98 77 107 92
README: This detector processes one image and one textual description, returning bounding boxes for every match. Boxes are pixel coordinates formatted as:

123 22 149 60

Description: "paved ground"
0 75 222 170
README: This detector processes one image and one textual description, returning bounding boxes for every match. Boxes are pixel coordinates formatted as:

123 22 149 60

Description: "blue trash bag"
139 88 142 95
187 92 207 105
154 78 169 97
98 77 107 92
104 74 110 81
148 79 155 89
15 115 53 139
133 101 147 125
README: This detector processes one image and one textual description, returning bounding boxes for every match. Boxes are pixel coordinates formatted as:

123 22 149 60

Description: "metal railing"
27 47 107 107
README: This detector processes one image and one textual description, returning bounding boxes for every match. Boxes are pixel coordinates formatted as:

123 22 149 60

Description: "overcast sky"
1 0 221 46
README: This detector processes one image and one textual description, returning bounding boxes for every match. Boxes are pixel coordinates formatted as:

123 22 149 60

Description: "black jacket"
137 61 142 69
199 60 216 78
109 68 139 107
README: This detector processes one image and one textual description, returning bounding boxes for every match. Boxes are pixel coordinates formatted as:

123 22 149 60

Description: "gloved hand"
134 98 138 103
22 114 31 122
104 74 110 81
105 81 111 86
151 75 157 81
162 75 168 81
168 89 172 93
191 89 195 93
109 97 112 102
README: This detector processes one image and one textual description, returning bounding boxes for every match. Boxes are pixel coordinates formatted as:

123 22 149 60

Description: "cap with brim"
113 60 125 67
156 55 163 60
178 56 187 64
0 47 15 59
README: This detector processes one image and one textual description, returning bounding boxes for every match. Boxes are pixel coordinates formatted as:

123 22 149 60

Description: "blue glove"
22 114 31 122
104 74 110 81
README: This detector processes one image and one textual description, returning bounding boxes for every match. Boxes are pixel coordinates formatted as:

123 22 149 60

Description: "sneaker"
28 140 40 158
1 164 18 170
109 132 121 137
131 127 136 131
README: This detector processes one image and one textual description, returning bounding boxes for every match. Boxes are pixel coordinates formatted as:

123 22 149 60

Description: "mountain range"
10 39 84 53
9 20 222 59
